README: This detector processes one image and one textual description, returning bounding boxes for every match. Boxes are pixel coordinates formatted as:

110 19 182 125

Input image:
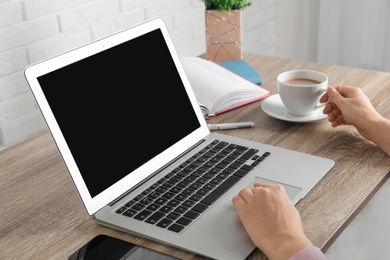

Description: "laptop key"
196 188 209 196
160 205 174 213
184 210 200 219
123 209 137 217
131 203 146 211
145 211 165 224
200 175 241 205
174 206 189 214
240 148 259 160
241 164 254 171
191 203 208 213
176 217 192 226
146 203 160 211
166 212 181 220
116 206 127 214
167 199 180 207
168 223 185 233
134 209 152 221
234 169 249 178
156 218 173 228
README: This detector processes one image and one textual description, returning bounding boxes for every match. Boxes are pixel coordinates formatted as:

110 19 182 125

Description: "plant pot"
205 9 242 62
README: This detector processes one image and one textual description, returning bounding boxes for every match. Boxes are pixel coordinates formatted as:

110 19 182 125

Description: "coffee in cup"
277 70 328 116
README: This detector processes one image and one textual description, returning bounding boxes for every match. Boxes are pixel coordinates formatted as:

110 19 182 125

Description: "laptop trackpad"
224 176 302 211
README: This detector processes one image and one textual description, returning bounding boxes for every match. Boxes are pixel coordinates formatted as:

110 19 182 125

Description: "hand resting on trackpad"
223 176 302 211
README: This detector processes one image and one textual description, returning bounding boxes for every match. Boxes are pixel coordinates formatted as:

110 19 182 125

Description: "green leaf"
200 0 252 11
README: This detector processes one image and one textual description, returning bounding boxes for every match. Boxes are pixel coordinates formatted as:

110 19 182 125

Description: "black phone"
68 234 180 260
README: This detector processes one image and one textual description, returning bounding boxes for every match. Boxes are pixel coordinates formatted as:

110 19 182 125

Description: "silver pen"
208 122 255 131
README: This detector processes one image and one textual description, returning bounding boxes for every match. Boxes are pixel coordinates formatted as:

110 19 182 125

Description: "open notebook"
24 17 334 260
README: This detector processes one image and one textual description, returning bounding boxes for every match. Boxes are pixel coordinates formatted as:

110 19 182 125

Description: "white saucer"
261 94 327 123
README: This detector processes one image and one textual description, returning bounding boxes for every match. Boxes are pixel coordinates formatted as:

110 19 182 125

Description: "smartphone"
68 234 180 260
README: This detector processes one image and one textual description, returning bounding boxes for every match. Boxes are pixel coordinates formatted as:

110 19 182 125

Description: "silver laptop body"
24 17 334 260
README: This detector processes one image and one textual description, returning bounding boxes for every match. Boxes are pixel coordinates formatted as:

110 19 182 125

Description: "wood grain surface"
1 54 389 260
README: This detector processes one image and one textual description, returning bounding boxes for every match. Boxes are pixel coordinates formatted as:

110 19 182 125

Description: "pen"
208 122 255 131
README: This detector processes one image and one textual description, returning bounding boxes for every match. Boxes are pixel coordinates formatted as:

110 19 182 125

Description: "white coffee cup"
277 70 328 116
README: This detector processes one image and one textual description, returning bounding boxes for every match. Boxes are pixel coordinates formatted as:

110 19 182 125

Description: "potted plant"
200 0 252 11
200 0 252 62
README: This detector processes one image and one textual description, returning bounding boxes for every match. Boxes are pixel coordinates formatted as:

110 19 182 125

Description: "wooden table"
1 54 389 259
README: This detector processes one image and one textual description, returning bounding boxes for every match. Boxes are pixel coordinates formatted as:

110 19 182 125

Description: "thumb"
327 86 343 104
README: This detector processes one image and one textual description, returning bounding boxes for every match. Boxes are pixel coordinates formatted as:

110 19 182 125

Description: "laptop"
24 17 334 260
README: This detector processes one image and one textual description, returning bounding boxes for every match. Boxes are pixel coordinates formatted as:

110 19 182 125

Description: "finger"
322 102 333 114
327 112 336 123
328 112 343 125
331 120 341 128
320 92 330 103
331 116 345 127
334 85 353 98
253 182 274 189
232 195 243 206
335 115 349 127
329 85 350 105
330 107 342 118
253 182 286 194
236 187 253 203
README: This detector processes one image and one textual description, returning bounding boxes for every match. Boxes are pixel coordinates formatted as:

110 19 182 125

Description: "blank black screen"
38 29 201 198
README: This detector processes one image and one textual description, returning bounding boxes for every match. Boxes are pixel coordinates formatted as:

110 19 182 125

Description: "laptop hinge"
109 138 207 206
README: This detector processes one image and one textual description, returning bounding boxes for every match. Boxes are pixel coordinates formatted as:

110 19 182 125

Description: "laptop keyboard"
115 139 270 233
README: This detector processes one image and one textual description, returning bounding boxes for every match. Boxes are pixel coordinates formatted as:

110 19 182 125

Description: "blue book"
218 59 262 85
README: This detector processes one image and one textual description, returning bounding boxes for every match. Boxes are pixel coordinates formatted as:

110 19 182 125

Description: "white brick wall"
0 0 276 150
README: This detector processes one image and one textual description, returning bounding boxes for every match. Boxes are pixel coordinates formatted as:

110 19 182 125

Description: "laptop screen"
36 29 201 198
